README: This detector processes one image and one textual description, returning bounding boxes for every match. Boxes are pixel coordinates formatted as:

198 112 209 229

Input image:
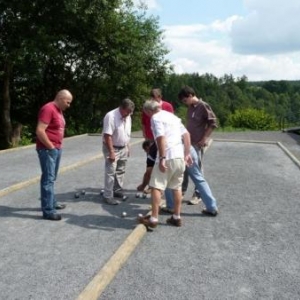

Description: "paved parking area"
100 140 300 300
0 132 300 300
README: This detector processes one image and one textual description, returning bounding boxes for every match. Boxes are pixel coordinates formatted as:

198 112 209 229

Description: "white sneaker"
187 196 201 205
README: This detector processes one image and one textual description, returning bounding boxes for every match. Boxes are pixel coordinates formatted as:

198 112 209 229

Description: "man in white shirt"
138 100 192 227
102 98 135 205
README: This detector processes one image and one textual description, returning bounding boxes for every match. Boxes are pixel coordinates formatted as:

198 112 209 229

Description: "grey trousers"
102 145 127 199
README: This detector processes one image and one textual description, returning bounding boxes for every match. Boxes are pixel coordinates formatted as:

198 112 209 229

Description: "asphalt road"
0 131 299 300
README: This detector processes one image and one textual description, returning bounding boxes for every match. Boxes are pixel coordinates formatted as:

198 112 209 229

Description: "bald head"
54 89 73 111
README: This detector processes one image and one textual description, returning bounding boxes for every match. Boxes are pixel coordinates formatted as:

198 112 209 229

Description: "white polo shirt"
102 108 131 146
151 110 187 160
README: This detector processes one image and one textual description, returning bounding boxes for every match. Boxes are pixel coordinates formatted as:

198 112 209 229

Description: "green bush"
227 108 277 130
20 126 34 146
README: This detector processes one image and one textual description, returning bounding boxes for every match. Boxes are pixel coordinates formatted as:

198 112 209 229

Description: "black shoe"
43 213 62 221
113 191 124 198
113 191 128 200
202 209 218 217
166 216 182 227
55 203 66 210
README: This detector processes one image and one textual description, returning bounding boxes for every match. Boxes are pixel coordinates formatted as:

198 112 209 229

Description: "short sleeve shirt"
186 100 217 145
142 100 174 140
151 110 187 161
36 102 65 149
102 108 131 146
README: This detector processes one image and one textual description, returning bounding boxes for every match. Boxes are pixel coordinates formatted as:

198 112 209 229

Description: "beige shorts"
149 158 185 191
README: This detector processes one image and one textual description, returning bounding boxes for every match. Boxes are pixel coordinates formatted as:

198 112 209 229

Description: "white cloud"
163 18 237 76
134 0 300 80
231 0 300 54
211 16 240 33
163 16 300 81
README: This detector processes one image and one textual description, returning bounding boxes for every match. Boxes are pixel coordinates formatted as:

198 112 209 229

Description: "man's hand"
197 137 209 148
107 151 116 162
159 159 167 172
137 184 145 191
185 154 193 167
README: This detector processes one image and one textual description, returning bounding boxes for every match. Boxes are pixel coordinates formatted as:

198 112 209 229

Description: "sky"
133 0 300 81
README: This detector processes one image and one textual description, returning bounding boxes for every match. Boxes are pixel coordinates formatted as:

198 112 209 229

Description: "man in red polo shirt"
36 89 73 221
141 88 174 141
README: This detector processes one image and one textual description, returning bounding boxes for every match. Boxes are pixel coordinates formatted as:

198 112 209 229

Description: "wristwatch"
159 156 166 160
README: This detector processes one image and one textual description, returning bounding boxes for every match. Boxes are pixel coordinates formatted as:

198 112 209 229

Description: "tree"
0 0 171 149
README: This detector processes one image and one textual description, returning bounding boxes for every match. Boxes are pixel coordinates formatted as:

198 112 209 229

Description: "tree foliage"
0 0 171 149
163 73 300 130
1 1 300 150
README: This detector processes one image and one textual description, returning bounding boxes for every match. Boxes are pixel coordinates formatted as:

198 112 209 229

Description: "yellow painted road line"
76 141 214 299
0 133 88 154
0 139 143 198
0 153 102 198
76 224 147 300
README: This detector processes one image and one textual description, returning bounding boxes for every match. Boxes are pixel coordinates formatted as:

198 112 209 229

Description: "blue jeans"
182 146 203 197
165 146 218 212
164 188 173 208
37 148 62 216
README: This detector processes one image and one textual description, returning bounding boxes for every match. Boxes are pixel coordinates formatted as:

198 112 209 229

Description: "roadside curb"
277 141 300 169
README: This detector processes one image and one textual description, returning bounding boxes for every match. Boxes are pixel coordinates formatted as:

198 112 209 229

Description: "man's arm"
156 135 166 159
36 121 55 149
137 167 153 191
156 135 167 172
182 131 193 166
197 102 217 147
197 126 215 148
103 133 116 161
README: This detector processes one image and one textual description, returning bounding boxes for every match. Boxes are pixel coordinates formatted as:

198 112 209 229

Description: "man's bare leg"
151 188 162 218
173 189 182 216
